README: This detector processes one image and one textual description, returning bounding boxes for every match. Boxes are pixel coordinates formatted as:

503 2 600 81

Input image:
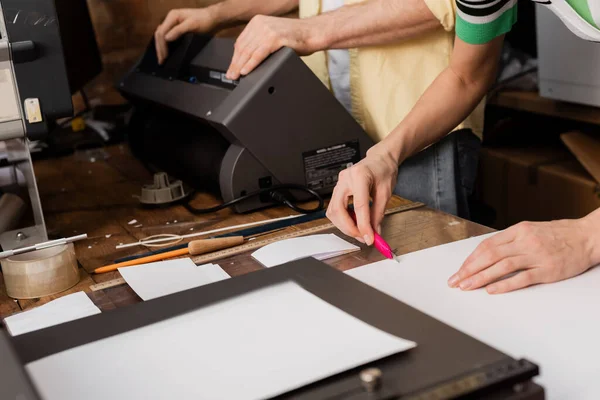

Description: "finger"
486 269 541 294
370 184 391 234
159 11 183 37
461 228 518 268
350 173 374 245
458 255 531 291
452 242 519 287
226 28 252 79
155 29 165 64
449 232 521 288
165 20 194 42
155 12 181 64
239 45 275 76
228 42 258 80
326 180 361 240
154 29 162 63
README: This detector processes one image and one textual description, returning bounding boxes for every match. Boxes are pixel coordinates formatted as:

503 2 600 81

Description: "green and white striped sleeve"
456 0 518 45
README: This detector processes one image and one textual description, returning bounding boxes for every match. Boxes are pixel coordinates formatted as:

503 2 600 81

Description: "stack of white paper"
3 292 101 336
118 259 230 301
26 282 416 400
252 233 360 267
346 233 600 400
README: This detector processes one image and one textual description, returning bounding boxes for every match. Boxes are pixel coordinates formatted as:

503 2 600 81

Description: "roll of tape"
1 243 80 299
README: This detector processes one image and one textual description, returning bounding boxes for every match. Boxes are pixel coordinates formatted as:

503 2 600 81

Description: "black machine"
0 0 102 250
6 258 544 399
0 0 77 250
0 0 73 141
53 0 102 95
119 35 375 213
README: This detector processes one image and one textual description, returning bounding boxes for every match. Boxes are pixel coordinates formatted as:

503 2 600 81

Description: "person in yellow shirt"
326 0 600 294
154 0 484 219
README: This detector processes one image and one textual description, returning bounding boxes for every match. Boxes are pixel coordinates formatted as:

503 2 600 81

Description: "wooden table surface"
0 144 493 319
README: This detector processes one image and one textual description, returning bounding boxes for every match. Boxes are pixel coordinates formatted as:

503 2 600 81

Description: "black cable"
184 184 325 215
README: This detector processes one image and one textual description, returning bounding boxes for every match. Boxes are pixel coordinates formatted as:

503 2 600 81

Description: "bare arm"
208 0 299 27
381 36 504 164
226 0 440 79
327 37 504 244
155 0 299 64
308 0 440 51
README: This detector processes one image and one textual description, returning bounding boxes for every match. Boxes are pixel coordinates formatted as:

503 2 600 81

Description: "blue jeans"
393 129 480 219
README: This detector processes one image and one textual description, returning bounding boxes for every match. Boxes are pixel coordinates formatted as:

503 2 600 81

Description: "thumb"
371 186 391 234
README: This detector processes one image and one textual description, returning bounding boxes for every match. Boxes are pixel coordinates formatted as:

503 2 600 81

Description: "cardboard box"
477 147 600 228
534 160 600 221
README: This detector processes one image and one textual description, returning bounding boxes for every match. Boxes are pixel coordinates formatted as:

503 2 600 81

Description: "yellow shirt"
299 0 485 143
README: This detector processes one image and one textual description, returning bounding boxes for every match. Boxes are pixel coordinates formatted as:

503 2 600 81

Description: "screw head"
15 232 27 241
360 367 382 392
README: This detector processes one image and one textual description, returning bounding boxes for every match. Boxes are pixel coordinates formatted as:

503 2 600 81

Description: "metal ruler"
192 202 423 265
89 202 423 292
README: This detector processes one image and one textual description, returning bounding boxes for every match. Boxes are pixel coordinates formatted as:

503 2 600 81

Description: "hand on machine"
154 4 318 79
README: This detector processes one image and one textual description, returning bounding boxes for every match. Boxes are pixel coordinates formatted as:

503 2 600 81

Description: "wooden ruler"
191 201 424 265
89 202 423 292
90 277 126 292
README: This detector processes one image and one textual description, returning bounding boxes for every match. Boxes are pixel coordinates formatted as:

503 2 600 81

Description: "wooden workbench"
0 145 492 319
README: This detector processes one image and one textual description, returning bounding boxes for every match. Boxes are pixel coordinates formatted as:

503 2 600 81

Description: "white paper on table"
346 233 600 400
26 281 416 400
118 259 230 301
252 233 360 267
3 292 101 336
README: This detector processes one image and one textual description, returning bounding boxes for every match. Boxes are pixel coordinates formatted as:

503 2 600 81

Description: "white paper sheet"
3 292 101 336
118 259 230 301
252 233 360 267
346 233 600 400
27 281 416 400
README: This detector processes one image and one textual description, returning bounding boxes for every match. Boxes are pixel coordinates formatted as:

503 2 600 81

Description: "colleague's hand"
155 8 218 65
226 15 314 80
326 144 399 245
448 218 599 294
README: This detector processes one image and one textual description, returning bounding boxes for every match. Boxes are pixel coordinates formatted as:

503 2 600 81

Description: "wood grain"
0 144 492 319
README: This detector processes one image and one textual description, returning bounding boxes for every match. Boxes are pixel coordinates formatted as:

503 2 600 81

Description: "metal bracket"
0 3 26 142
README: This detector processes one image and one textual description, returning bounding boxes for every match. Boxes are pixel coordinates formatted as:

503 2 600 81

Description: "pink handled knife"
349 211 399 262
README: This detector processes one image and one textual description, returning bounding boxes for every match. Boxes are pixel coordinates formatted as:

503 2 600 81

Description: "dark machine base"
9 259 543 399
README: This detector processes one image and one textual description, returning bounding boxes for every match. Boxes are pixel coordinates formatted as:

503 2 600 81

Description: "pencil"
94 248 190 274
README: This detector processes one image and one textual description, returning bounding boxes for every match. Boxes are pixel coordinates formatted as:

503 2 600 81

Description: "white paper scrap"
3 292 101 336
118 259 230 301
252 233 360 267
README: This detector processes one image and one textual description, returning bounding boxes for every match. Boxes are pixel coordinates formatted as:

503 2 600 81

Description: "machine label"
302 140 360 190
